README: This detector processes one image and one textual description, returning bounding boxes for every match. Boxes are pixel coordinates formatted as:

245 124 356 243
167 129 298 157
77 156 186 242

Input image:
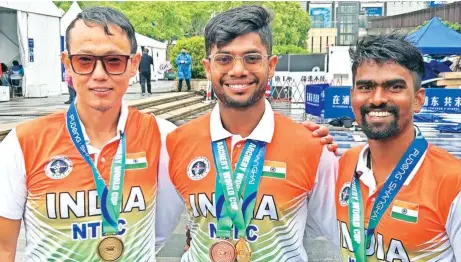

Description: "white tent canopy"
0 1 62 97
60 2 168 87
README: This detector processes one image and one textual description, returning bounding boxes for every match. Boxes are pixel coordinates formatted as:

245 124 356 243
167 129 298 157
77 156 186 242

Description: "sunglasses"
69 54 133 75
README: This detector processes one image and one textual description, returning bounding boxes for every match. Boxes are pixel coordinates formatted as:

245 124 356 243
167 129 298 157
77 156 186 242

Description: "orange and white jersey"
336 144 461 262
0 100 184 261
166 100 339 262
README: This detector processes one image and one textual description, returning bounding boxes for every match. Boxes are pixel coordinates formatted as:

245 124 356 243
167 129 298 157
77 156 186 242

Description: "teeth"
228 84 248 89
368 111 391 117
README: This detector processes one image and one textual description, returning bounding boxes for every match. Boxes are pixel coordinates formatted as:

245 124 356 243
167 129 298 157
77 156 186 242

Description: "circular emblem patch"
339 182 351 207
45 156 73 179
187 157 210 181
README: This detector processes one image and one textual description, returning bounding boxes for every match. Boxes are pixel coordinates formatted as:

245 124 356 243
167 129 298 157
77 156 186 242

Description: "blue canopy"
406 17 461 55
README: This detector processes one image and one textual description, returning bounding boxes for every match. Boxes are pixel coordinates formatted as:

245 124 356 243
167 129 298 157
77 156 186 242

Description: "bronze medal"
235 238 252 262
97 236 124 261
209 240 236 262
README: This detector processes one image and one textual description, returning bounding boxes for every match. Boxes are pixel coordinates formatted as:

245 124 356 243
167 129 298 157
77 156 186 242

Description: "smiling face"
351 60 425 140
202 32 278 109
62 20 140 112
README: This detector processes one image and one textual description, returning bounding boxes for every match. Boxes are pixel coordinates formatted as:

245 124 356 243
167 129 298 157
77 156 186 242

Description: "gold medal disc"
235 238 252 262
209 240 236 262
97 236 124 261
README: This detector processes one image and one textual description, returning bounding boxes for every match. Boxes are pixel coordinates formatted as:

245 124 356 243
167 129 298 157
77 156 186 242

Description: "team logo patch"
187 157 210 181
45 156 73 179
339 182 351 207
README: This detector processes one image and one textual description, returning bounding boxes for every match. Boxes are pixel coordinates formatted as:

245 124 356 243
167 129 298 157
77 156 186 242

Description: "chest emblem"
339 182 351 207
126 152 148 170
45 156 73 179
390 200 419 223
187 157 211 181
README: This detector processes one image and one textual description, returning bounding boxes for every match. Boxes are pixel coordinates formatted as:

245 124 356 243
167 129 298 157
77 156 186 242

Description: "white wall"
327 46 353 86
0 12 19 64
386 1 428 16
24 13 61 97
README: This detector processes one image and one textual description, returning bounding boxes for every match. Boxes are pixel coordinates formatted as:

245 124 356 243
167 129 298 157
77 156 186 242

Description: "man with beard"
335 34 461 262
164 6 339 262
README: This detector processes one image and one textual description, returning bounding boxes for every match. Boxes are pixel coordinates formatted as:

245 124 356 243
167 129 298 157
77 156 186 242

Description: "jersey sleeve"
154 117 185 252
305 146 340 248
446 191 461 260
0 128 27 220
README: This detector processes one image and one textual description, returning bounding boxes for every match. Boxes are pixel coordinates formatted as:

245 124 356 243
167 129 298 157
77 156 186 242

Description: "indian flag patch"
262 161 286 179
126 152 148 170
390 200 419 223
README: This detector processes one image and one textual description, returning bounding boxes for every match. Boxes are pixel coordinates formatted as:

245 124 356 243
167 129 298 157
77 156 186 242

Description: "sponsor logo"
45 156 73 179
339 182 351 207
187 157 211 180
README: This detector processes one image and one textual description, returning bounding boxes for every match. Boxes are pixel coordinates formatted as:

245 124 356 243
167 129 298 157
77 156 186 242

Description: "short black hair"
66 6 137 54
350 34 424 90
12 60 19 66
204 5 273 56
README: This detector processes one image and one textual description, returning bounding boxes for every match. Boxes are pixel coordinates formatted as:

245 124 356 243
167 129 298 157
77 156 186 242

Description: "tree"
273 45 310 55
54 1 310 49
169 37 206 79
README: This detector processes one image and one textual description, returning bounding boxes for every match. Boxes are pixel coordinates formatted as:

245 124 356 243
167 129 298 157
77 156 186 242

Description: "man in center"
165 6 339 261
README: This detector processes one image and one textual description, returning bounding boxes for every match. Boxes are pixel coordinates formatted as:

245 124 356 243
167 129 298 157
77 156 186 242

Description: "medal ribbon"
212 139 266 239
66 102 126 236
349 129 428 261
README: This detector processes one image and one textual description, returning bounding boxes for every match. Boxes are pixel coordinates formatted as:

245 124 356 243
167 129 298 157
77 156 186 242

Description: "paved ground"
8 95 461 261
0 81 176 124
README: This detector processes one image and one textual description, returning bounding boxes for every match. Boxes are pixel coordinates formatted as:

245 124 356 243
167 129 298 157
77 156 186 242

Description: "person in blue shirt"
9 61 24 76
175 48 192 92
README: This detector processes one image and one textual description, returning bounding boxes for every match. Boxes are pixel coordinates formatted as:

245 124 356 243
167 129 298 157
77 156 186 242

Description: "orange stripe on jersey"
393 200 418 210
127 152 146 159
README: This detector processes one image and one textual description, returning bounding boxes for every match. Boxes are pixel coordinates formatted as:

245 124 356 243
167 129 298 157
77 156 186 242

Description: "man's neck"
368 124 416 185
76 102 121 148
219 99 266 138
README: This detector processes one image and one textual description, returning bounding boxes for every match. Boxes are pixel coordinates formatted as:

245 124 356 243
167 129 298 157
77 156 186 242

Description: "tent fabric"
0 2 62 98
0 1 61 17
60 1 81 36
406 17 461 55
436 123 461 133
23 12 62 97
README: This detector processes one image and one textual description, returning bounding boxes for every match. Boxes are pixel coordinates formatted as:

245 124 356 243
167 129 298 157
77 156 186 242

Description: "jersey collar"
356 142 427 196
210 99 274 143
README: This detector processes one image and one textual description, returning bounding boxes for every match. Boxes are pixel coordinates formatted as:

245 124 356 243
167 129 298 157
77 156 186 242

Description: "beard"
213 78 266 110
360 103 402 140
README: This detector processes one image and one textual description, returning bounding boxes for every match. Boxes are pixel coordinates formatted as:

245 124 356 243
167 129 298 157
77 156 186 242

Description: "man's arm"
446 191 461 260
305 146 340 248
154 117 185 252
0 128 27 261
0 217 21 261
185 55 192 65
301 122 338 154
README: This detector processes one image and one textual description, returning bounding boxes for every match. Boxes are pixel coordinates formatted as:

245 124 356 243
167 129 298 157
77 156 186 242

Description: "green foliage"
56 1 311 47
273 45 309 55
169 37 206 79
413 20 461 33
53 1 72 12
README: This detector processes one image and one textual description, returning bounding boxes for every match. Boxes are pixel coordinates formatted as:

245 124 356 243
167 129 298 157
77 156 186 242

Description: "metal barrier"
269 76 344 104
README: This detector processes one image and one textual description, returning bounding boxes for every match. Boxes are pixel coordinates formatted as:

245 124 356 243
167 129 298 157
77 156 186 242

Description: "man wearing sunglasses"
0 6 187 261
165 5 339 262
0 5 336 261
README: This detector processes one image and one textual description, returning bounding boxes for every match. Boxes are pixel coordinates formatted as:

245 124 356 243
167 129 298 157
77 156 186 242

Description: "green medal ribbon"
212 139 266 239
348 129 428 261
66 102 126 236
